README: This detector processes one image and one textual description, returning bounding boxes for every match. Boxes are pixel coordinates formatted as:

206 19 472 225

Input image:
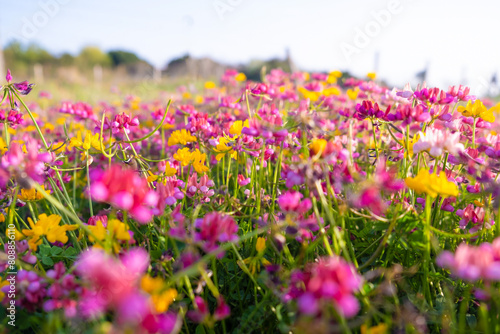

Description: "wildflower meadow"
1 68 500 333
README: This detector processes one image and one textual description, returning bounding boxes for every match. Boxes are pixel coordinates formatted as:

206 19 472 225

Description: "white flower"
413 128 464 157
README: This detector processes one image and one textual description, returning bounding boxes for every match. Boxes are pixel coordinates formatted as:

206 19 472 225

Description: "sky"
1 0 499 95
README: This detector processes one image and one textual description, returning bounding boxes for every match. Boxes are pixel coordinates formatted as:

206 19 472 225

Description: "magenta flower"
13 81 35 95
437 240 500 282
75 248 149 318
412 128 464 157
0 139 51 188
277 191 312 214
60 101 97 121
90 164 158 223
6 69 12 82
354 100 391 120
194 212 239 253
283 256 363 318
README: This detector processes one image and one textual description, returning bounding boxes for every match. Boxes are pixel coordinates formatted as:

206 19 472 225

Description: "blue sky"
1 0 499 95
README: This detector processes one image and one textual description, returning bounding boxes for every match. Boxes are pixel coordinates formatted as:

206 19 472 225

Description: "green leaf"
39 244 51 256
50 247 63 256
466 314 477 329
42 256 54 266
63 247 77 257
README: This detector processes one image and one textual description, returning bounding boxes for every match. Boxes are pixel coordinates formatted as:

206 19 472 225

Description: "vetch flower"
412 128 464 157
283 256 363 318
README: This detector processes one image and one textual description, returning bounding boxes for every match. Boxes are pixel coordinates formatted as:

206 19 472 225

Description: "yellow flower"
457 99 495 123
141 275 165 294
18 185 51 202
322 87 340 97
361 323 387 334
347 88 360 100
0 213 4 223
0 277 9 302
195 95 204 104
327 71 342 84
256 237 266 253
240 237 270 275
213 137 237 161
229 119 249 137
147 171 159 183
298 87 321 102
164 162 177 176
235 72 247 82
168 129 197 146
367 72 377 80
173 148 193 166
191 149 209 174
0 138 8 155
182 92 192 99
69 131 103 151
140 275 177 313
88 219 130 253
22 214 78 251
52 141 66 154
151 289 178 313
405 133 419 158
204 81 216 89
310 139 327 156
405 169 458 198
43 122 55 131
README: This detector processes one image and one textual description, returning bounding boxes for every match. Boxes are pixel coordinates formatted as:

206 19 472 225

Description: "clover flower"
193 212 238 253
412 128 464 157
283 256 363 317
90 164 159 223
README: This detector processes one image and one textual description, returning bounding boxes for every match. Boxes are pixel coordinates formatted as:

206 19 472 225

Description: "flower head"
457 99 495 122
405 169 458 198
22 214 78 251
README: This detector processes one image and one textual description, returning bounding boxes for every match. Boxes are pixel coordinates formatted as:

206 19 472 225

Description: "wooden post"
93 64 103 84
34 63 44 83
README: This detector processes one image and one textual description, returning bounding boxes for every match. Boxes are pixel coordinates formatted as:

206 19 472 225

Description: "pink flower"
413 128 464 157
194 212 239 253
75 248 149 319
90 164 158 223
237 174 251 187
284 256 363 318
437 242 500 281
277 191 312 214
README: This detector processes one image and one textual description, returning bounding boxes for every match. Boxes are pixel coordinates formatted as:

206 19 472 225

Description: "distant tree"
76 46 111 68
59 53 75 66
108 50 141 67
24 44 55 65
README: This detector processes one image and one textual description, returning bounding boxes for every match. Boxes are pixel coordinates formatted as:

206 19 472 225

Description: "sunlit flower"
173 147 193 166
405 169 458 198
168 129 197 146
457 99 495 122
191 149 209 174
18 185 51 202
22 214 78 251
412 128 464 157
213 137 237 161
